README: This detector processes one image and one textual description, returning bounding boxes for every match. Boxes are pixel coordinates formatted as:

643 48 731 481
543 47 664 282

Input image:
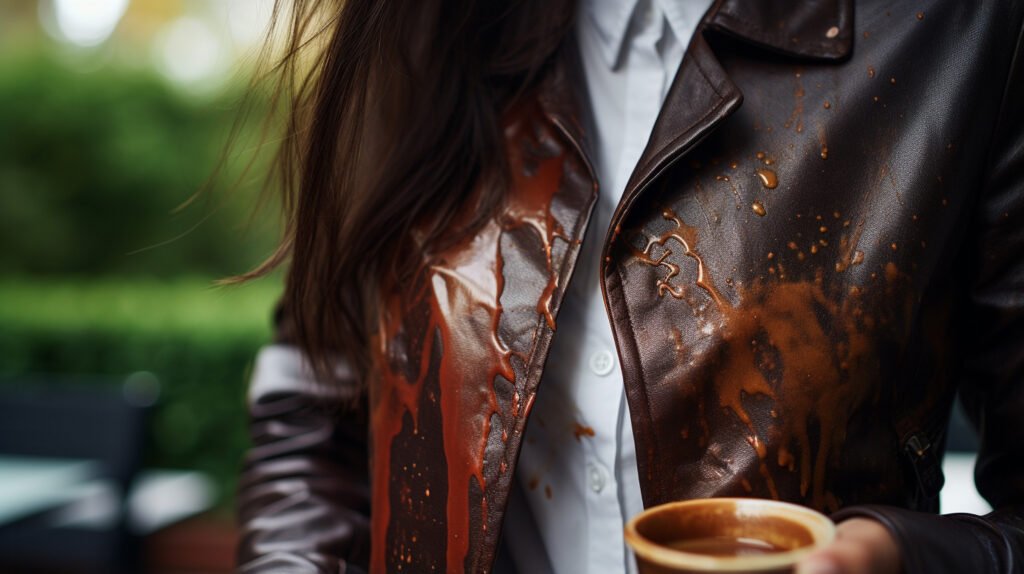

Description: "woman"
236 0 1024 572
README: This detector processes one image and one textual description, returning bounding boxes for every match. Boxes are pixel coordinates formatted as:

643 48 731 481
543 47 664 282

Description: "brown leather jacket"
237 0 1024 572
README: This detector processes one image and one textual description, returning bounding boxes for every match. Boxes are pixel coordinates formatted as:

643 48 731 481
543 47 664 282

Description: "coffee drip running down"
369 100 576 572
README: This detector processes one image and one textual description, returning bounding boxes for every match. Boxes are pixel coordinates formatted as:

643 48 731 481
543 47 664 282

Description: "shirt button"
588 463 609 494
589 349 616 376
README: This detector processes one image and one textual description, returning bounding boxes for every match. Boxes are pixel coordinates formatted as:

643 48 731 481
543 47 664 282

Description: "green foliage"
0 278 282 512
0 43 288 513
0 49 279 278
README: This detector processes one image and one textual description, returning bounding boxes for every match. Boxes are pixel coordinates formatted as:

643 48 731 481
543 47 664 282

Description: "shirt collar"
584 0 702 69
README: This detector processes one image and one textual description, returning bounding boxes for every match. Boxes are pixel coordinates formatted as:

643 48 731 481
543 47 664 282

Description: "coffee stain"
630 210 893 510
716 174 743 209
671 327 685 353
370 102 569 572
573 422 596 441
877 162 905 207
783 70 805 133
629 208 726 307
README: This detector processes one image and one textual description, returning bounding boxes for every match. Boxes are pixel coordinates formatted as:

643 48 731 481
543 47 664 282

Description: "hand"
795 517 901 574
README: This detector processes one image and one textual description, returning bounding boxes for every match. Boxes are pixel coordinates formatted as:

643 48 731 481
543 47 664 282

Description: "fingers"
795 518 901 574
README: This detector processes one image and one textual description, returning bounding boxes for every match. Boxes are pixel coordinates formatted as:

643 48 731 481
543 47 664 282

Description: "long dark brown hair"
239 0 577 383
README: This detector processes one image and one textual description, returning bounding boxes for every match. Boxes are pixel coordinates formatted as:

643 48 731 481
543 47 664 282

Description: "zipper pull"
903 431 945 500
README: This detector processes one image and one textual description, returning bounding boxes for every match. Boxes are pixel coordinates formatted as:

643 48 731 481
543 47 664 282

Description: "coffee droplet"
867 66 876 78
916 11 924 20
826 26 840 38
756 168 778 189
752 201 767 217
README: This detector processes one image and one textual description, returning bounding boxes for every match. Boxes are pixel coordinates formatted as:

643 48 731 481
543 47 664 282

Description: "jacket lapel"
612 0 854 233
601 0 854 508
369 42 600 574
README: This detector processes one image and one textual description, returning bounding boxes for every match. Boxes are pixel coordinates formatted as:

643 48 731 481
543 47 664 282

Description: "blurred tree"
0 49 279 278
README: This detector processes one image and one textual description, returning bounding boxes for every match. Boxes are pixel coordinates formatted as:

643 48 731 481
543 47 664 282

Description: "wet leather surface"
237 1 1024 572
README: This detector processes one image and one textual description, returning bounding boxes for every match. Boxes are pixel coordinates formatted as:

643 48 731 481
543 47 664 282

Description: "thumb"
796 552 842 574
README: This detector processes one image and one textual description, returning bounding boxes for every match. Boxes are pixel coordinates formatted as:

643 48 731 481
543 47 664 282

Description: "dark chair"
0 373 159 574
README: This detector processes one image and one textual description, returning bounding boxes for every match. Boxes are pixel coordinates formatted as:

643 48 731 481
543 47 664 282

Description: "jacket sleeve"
236 304 371 574
831 21 1024 574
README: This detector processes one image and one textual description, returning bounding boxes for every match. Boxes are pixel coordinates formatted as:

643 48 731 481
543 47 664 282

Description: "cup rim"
624 498 836 572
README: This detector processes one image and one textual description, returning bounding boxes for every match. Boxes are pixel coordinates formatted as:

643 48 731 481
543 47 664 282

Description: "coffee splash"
630 209 893 510
630 208 726 308
370 102 569 572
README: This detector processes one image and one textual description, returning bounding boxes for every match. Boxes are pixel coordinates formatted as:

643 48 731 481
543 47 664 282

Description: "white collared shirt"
504 0 711 573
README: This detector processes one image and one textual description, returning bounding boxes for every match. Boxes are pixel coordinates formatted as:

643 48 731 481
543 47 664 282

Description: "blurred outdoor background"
0 0 282 572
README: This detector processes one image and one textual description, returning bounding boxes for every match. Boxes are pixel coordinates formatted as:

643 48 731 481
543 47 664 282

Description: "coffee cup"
625 498 835 573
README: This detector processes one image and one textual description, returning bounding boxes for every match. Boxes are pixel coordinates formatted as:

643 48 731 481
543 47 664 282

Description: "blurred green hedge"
0 49 278 277
0 278 281 513
0 44 286 515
